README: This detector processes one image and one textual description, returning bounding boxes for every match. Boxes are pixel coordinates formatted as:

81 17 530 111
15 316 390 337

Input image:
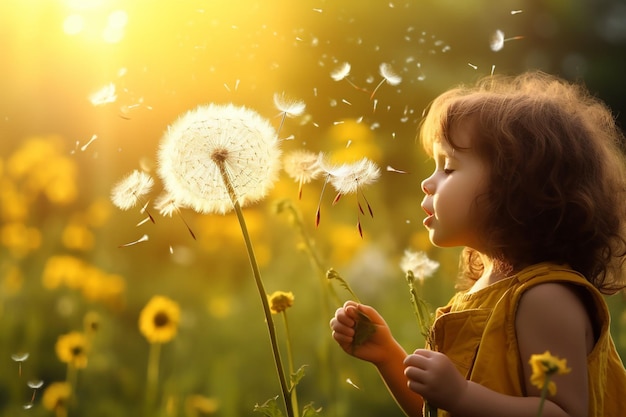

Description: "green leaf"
253 396 284 417
302 402 323 416
290 364 308 391
351 310 376 348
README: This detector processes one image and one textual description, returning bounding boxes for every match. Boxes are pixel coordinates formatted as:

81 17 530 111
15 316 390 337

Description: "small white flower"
400 250 439 282
157 103 281 215
110 170 154 210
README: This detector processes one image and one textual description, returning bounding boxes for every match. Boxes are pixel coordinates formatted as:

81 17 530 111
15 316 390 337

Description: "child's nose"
421 177 433 195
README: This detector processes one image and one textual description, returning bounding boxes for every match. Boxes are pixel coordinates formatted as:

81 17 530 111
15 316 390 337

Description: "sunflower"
42 381 72 413
139 295 181 344
55 331 89 369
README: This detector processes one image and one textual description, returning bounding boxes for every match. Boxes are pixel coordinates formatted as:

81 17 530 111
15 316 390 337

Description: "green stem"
217 163 293 417
536 375 552 417
284 201 341 305
282 311 300 417
145 342 161 413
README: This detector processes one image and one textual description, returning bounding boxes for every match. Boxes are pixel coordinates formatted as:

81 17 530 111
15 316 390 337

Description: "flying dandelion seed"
468 63 478 70
370 62 402 100
89 82 117 106
157 103 281 215
283 150 322 199
331 62 351 81
273 92 306 138
118 234 149 248
346 378 361 389
136 217 151 227
27 380 44 404
80 134 98 151
110 170 156 222
386 165 408 174
318 156 381 237
330 62 368 92
489 29 524 52
511 9 523 14
11 352 29 376
154 192 196 239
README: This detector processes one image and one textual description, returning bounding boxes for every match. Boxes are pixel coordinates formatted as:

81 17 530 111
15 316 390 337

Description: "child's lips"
421 205 434 226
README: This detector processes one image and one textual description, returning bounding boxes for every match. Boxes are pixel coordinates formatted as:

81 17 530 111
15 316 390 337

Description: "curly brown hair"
420 71 626 294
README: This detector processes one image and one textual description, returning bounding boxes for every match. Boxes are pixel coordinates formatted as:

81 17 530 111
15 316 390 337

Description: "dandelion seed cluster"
157 103 281 215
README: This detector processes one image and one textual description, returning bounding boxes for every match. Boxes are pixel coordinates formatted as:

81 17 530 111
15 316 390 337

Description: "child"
330 71 626 417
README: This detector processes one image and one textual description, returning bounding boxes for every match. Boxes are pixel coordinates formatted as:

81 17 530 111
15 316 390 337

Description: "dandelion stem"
282 311 300 417
216 161 294 417
282 201 341 305
277 112 287 138
369 78 386 100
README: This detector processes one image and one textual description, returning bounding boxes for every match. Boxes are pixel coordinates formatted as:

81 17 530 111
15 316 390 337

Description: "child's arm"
404 282 592 417
331 301 425 416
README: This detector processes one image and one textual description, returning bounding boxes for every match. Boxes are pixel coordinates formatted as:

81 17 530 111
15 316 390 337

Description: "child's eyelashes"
443 168 454 175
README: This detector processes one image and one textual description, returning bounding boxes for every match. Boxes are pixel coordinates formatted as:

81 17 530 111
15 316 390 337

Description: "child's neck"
468 255 511 294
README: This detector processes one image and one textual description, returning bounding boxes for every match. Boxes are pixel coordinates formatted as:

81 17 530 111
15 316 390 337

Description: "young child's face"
420 120 489 249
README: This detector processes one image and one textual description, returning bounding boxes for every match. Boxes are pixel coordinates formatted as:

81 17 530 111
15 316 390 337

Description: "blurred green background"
1 0 625 416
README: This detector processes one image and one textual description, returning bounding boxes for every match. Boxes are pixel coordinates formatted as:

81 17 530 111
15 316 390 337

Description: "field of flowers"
1 1 625 417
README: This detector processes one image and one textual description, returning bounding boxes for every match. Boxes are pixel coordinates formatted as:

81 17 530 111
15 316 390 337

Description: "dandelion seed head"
283 150 322 184
157 103 281 215
331 62 351 81
273 92 306 116
110 170 154 210
379 62 402 85
320 156 381 195
400 250 439 281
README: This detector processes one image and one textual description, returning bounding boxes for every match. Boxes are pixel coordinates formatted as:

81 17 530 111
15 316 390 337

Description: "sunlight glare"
63 14 84 35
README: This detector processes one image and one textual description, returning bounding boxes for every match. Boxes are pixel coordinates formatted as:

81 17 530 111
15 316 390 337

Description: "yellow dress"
428 263 626 417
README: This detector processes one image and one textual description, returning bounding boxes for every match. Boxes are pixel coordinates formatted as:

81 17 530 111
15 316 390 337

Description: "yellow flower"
529 351 571 395
55 331 89 369
139 295 181 344
42 255 85 290
267 291 294 314
62 221 95 251
42 381 72 412
185 394 220 416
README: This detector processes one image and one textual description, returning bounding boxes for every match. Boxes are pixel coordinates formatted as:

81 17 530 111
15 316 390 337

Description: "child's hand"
330 301 396 364
403 349 468 411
